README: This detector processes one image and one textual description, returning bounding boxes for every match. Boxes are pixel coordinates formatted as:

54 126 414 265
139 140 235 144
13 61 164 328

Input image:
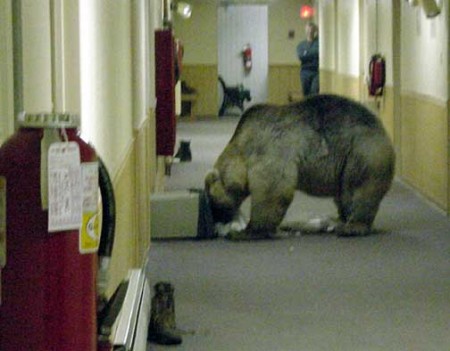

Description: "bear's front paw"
336 222 370 237
225 229 252 241
225 229 274 241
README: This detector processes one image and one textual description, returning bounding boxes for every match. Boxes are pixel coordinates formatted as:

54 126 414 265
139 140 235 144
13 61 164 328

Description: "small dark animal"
218 76 251 116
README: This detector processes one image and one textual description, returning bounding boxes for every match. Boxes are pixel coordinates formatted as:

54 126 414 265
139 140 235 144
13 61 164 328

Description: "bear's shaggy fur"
205 94 395 239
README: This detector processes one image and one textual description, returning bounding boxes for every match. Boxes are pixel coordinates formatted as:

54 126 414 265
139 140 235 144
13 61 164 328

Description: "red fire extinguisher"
368 54 386 97
242 44 252 73
0 113 116 351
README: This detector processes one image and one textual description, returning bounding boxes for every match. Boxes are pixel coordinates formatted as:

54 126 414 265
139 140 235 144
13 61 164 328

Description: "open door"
217 4 268 112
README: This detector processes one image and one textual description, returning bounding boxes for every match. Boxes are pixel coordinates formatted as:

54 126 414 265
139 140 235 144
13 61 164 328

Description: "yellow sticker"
79 162 99 254
80 211 99 254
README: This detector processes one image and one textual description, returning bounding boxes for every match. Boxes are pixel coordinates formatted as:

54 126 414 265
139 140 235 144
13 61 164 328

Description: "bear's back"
235 94 382 134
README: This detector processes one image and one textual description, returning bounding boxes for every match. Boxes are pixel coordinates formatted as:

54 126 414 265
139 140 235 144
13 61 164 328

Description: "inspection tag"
47 142 82 232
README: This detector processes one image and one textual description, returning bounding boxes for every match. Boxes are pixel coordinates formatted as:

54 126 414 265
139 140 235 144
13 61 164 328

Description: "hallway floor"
147 116 450 351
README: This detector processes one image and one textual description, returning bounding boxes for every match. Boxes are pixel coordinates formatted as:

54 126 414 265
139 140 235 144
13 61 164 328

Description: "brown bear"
205 94 395 240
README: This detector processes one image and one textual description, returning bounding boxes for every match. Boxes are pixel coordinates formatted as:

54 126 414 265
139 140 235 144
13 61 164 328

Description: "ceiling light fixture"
172 2 192 19
420 0 441 18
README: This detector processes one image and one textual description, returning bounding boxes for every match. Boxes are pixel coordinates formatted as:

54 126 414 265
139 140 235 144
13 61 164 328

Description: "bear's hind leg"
334 192 352 223
336 180 388 237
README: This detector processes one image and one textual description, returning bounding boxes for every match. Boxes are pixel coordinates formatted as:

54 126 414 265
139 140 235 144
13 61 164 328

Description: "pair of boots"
148 282 182 345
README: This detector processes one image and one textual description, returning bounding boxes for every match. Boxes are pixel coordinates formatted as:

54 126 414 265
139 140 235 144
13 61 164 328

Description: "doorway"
217 4 268 110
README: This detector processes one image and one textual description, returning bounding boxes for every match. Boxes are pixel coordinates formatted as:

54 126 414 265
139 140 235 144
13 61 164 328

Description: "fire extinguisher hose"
98 157 116 258
97 157 116 301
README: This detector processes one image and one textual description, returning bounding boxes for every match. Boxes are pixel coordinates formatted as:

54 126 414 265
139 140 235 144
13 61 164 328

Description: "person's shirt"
296 37 319 72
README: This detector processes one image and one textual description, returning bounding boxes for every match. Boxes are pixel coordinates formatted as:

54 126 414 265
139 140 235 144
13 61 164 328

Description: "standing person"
296 22 319 96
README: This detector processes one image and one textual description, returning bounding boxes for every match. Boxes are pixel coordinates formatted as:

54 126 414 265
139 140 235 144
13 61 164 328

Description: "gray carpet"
147 117 450 351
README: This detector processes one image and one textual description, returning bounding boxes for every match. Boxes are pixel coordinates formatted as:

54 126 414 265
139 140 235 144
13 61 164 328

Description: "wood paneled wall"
400 93 448 210
377 86 395 144
108 140 138 296
268 64 301 105
319 69 360 101
107 114 154 296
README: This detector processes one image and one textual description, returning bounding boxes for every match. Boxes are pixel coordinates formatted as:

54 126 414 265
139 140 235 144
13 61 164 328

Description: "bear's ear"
205 168 220 189
207 175 236 209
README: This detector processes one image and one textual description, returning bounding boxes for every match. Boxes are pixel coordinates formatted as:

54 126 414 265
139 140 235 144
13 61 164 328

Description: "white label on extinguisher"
0 176 6 269
80 162 100 254
47 142 83 232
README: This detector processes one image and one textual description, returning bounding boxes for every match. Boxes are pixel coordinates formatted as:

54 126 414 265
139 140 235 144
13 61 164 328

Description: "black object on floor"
174 140 192 162
189 188 217 240
97 281 129 339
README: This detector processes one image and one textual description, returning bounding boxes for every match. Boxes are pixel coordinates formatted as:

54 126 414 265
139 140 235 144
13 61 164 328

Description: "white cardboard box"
150 191 199 239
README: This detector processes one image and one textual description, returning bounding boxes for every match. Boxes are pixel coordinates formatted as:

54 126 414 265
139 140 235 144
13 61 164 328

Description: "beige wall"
401 2 448 101
268 64 300 105
318 0 335 71
79 1 134 174
400 93 448 209
378 86 395 143
106 113 154 294
398 0 449 212
176 0 449 215
21 0 53 112
181 64 218 116
268 0 310 65
318 0 449 213
0 0 14 144
78 0 161 295
174 0 218 65
176 0 311 65
175 0 312 113
335 0 360 78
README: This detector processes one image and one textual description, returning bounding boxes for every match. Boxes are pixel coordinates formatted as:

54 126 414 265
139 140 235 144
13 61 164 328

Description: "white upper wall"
174 0 218 65
0 0 14 144
336 0 360 77
0 0 162 165
268 0 312 65
376 1 393 86
360 0 394 86
401 0 448 101
79 0 134 173
319 0 448 102
21 0 53 112
318 0 335 71
174 0 312 65
318 0 362 78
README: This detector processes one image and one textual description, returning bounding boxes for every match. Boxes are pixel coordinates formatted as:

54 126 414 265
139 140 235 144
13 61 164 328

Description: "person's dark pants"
300 70 319 96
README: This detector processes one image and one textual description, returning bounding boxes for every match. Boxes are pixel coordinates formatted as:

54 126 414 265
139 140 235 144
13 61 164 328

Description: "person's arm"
296 42 305 61
299 39 319 69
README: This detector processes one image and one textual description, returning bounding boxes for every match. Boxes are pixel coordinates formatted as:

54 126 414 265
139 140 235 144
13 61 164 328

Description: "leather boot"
174 140 192 162
148 282 182 345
